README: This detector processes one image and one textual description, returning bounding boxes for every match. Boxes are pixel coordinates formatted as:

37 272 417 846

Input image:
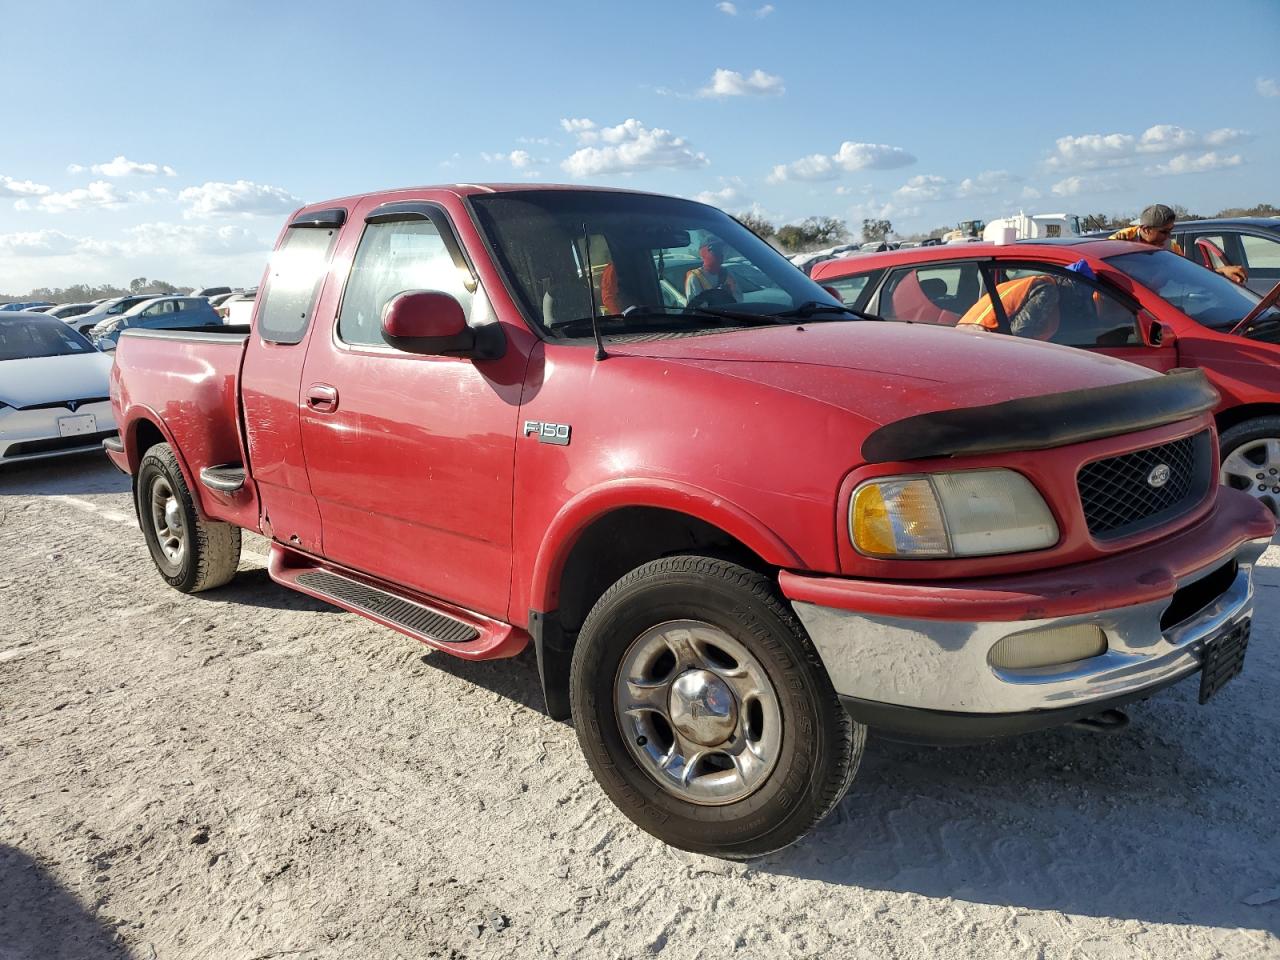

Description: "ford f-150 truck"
106 184 1274 858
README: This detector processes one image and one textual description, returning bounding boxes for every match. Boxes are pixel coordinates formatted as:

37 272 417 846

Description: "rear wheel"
135 443 241 592
570 555 861 859
1219 417 1280 517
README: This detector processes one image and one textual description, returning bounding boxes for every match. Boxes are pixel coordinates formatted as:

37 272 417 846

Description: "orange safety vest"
957 275 1060 339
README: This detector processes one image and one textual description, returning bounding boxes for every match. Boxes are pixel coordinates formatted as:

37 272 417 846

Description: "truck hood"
0 351 113 407
606 322 1155 426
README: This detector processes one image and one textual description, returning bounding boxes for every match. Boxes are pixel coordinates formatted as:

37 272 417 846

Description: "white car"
0 312 118 464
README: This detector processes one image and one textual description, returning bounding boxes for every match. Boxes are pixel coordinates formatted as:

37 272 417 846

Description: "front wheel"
569 556 862 859
135 442 241 592
1219 416 1280 517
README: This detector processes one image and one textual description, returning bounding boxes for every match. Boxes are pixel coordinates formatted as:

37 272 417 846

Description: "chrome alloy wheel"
614 620 782 805
1221 438 1280 515
149 475 186 565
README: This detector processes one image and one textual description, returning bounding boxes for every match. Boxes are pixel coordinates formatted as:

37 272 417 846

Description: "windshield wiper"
773 300 882 322
549 304 780 337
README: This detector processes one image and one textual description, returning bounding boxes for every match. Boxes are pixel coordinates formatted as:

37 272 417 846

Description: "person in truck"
1111 204 1248 285
684 236 740 301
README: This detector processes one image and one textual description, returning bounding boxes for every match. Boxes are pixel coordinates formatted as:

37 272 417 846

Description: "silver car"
0 313 117 464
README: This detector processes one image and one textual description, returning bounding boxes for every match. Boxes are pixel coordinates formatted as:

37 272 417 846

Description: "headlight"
851 469 1058 558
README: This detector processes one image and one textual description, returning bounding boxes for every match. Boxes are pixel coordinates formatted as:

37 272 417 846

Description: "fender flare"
526 477 803 614
123 405 206 519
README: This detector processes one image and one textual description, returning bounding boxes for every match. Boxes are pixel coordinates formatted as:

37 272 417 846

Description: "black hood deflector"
861 368 1218 464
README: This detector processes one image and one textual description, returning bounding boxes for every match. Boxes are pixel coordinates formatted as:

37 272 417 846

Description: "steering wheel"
685 287 735 312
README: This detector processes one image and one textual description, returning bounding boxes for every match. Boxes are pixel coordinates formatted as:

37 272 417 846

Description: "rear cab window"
877 262 990 325
256 212 344 344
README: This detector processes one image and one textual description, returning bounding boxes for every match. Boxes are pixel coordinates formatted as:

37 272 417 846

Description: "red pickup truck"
106 185 1273 858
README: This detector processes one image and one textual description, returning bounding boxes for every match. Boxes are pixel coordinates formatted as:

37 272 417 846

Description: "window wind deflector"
366 201 441 224
290 208 346 228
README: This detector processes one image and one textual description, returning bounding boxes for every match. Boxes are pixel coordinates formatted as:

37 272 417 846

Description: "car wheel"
569 555 862 859
1219 417 1280 517
135 442 241 592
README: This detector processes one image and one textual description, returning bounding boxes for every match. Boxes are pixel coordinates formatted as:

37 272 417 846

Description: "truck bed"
111 326 258 529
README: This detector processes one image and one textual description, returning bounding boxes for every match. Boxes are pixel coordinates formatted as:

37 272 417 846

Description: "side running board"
267 543 527 661
199 463 246 493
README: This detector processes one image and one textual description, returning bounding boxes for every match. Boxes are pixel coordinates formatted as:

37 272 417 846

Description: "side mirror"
1137 308 1174 348
380 290 504 360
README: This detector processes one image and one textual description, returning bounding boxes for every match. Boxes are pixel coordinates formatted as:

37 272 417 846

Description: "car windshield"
469 190 847 339
0 315 96 361
1108 249 1279 329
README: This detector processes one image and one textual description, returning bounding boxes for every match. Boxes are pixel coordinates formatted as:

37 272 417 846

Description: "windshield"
0 315 97 361
469 190 844 339
1108 249 1276 328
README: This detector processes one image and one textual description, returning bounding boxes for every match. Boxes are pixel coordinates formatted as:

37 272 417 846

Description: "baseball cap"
1139 203 1177 228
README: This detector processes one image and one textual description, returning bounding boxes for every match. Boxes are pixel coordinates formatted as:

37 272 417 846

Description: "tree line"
738 202 1278 252
1 277 194 305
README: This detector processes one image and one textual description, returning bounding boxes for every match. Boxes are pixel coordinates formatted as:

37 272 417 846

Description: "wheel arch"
1216 403 1280 437
527 481 802 720
125 409 205 519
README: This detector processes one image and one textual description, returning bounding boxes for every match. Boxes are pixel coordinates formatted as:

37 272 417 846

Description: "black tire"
135 442 241 593
1219 416 1280 517
569 555 862 859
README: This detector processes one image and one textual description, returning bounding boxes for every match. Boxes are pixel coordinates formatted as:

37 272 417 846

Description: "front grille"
1077 430 1212 540
3 429 119 458
16 397 109 411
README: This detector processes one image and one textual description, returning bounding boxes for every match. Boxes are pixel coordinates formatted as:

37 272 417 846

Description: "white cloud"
1149 151 1243 176
112 222 268 257
895 174 950 202
178 179 302 218
560 117 597 135
1051 174 1124 197
693 178 749 209
516 136 555 146
1020 186 1042 201
0 229 82 257
15 180 134 213
1046 124 1252 170
755 4 775 15
768 140 916 183
561 119 709 177
0 175 50 197
482 149 542 169
716 2 737 13
1257 77 1280 98
69 155 177 177
955 169 1020 198
698 68 784 98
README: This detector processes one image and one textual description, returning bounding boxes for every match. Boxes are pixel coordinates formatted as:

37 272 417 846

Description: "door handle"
306 383 339 413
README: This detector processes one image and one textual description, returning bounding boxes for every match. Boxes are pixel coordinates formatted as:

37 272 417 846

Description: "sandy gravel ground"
1 455 1278 960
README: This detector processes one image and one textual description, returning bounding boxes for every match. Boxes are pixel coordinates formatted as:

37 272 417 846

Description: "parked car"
216 292 256 324
27 305 56 313
207 292 239 310
1171 218 1280 296
89 296 222 349
0 312 118 464
812 238 1280 515
47 302 96 321
0 301 54 312
71 294 172 336
193 285 233 299
106 185 1272 858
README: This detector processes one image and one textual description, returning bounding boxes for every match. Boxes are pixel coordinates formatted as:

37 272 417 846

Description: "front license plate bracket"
1199 618 1250 704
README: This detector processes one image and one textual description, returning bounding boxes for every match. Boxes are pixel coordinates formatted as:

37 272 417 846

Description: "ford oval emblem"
1147 463 1171 488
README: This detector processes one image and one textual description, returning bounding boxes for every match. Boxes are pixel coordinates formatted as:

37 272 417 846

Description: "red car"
814 240 1280 516
106 188 1272 857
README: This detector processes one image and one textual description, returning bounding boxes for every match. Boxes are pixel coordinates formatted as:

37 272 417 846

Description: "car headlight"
851 469 1058 558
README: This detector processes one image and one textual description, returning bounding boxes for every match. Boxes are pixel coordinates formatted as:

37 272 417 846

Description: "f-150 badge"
523 420 571 446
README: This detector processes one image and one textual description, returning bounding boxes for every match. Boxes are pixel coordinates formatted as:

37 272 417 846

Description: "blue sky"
2 0 1277 291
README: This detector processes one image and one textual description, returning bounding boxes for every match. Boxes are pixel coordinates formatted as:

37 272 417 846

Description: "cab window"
823 272 877 308
257 225 340 345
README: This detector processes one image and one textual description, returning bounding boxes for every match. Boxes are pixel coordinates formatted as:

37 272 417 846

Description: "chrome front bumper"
792 537 1268 718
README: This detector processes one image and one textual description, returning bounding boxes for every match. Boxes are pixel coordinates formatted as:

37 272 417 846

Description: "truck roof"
292 182 676 218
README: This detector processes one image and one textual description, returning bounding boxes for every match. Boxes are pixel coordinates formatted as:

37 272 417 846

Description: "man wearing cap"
685 237 740 302
1111 204 1248 284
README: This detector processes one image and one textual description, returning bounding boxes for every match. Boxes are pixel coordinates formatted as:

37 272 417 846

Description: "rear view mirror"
1137 308 1173 348
380 290 504 360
